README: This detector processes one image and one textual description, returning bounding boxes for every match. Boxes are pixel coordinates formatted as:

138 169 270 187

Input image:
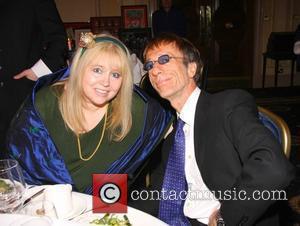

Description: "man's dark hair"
143 32 203 83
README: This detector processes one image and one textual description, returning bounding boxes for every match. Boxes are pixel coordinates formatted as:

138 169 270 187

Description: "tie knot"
176 118 185 130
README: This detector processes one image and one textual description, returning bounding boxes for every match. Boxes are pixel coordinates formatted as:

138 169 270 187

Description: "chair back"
266 32 295 54
258 106 291 158
197 63 208 91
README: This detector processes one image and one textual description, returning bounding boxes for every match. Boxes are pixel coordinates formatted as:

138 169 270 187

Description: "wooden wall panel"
292 0 300 29
253 0 298 88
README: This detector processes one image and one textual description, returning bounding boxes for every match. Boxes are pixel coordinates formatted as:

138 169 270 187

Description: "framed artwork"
63 22 91 50
90 17 121 37
74 28 91 49
119 28 152 58
121 5 148 29
64 22 90 31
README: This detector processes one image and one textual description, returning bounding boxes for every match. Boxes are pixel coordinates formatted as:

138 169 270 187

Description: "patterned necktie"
158 118 190 226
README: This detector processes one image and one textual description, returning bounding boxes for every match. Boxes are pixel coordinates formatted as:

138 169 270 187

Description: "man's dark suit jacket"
0 0 67 155
131 89 294 226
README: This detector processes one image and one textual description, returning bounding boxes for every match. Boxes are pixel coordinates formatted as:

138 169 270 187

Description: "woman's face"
81 52 123 109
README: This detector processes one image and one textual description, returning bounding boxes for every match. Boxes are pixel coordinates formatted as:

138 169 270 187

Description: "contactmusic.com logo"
93 174 128 213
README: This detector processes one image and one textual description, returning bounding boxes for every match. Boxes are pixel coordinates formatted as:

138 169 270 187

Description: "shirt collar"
178 87 201 126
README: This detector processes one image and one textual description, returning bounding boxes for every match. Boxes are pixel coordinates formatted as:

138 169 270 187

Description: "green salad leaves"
90 213 131 226
0 179 13 193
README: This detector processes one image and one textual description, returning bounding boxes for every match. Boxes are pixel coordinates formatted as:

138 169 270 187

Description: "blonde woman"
6 33 173 193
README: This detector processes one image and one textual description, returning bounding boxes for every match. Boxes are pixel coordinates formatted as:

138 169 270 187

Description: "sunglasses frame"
143 54 184 71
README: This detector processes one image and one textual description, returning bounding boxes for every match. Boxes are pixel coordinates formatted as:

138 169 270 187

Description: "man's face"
145 43 196 109
161 0 172 9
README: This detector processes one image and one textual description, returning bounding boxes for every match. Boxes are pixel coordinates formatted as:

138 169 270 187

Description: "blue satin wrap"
6 67 173 194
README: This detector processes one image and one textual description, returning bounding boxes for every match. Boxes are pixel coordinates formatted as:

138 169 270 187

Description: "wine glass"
0 159 26 213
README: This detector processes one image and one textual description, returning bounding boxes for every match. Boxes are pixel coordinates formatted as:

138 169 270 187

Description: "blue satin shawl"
6 67 173 194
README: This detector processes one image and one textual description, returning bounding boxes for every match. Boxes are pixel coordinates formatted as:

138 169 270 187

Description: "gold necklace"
77 109 108 161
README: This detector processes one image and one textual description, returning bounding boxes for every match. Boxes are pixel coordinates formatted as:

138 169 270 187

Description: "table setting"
0 159 167 226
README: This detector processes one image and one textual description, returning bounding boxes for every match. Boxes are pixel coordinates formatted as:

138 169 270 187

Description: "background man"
0 0 67 157
152 0 187 37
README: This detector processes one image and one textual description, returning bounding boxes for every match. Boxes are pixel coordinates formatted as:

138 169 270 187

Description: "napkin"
44 184 73 219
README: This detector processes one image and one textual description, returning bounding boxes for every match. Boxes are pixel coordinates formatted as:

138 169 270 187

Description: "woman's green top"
35 86 144 192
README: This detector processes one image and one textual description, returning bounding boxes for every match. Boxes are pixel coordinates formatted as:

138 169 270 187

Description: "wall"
253 0 300 88
55 0 97 22
54 0 157 24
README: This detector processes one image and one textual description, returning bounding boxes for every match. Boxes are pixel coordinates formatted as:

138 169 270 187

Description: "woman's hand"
14 69 38 81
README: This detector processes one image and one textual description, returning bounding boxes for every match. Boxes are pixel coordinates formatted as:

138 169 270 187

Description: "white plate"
75 206 168 226
8 215 52 226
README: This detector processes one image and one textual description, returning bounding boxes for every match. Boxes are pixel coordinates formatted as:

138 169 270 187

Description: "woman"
6 33 173 194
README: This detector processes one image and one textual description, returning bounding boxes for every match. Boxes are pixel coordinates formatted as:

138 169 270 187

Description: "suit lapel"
194 91 209 170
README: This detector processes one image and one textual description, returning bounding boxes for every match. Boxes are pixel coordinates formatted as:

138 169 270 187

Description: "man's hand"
208 209 218 226
14 69 38 81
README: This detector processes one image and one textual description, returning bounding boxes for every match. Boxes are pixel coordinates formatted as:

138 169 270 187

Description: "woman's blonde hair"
54 34 133 141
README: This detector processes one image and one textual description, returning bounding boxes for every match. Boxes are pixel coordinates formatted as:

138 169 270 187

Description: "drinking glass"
0 159 26 213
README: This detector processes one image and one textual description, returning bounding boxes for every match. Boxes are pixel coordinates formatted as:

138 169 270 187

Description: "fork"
68 207 94 221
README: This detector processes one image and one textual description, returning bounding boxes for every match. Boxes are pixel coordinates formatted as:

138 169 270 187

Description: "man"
294 24 300 71
152 0 187 37
0 0 67 157
139 33 294 225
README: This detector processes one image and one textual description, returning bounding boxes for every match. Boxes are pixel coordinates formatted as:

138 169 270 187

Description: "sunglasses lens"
144 55 171 71
158 55 170 65
143 61 153 71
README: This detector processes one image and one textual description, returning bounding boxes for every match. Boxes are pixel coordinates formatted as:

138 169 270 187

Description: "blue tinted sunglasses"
143 54 184 71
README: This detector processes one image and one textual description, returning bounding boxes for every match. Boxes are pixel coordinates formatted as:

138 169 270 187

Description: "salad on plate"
89 213 131 226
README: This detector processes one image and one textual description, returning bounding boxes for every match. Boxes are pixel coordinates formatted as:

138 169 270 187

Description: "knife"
23 188 45 206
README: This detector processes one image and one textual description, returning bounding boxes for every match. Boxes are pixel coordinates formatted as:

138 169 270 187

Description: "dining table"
0 185 168 226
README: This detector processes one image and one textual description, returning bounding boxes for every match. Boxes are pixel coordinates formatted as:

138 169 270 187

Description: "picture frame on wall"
119 27 152 58
74 28 91 49
121 5 148 29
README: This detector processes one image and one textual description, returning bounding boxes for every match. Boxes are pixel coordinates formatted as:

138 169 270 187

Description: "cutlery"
68 207 94 221
69 206 106 221
23 188 45 206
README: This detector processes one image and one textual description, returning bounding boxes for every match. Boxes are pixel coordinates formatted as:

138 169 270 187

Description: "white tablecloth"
0 185 167 226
